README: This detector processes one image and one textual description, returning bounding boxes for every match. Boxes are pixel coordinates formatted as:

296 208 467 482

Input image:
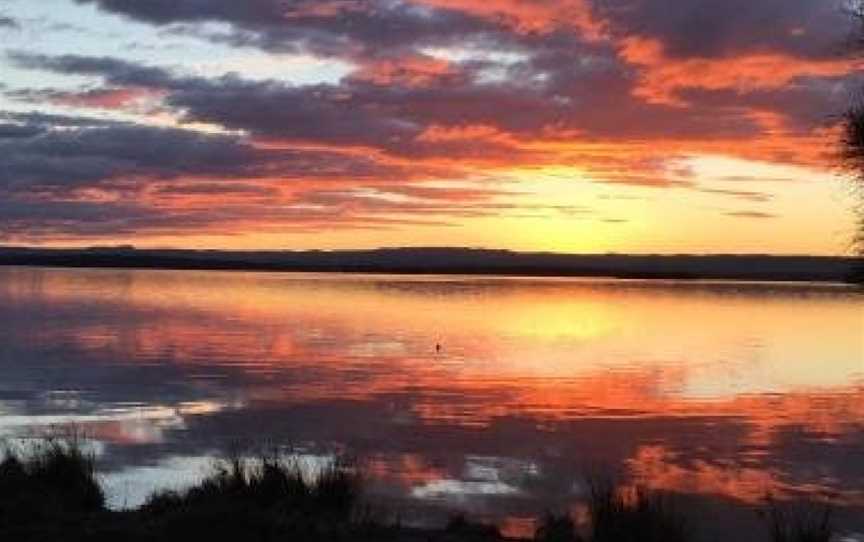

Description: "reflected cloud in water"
0 267 861 539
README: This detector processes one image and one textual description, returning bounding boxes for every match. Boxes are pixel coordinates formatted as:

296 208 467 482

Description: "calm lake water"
0 267 861 539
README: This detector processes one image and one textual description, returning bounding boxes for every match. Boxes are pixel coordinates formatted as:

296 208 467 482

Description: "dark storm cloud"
154 182 281 197
58 0 857 145
2 111 122 128
594 0 851 60
61 0 726 144
169 78 428 148
8 52 177 88
0 118 265 190
76 0 855 62
0 110 442 200
0 123 45 139
74 0 496 56
10 51 763 153
677 74 857 133
7 52 432 149
0 16 19 29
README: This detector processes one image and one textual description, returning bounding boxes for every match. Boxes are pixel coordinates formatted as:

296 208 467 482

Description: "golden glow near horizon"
52 159 853 255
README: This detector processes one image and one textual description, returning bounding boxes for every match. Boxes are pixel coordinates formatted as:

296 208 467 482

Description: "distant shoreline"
0 247 861 284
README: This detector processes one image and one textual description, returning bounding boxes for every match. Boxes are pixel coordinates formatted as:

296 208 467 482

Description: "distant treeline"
0 247 861 283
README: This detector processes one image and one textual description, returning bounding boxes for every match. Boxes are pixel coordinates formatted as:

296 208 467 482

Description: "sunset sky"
0 0 862 254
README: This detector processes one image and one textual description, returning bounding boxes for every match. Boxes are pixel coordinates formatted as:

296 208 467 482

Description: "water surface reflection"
0 268 861 539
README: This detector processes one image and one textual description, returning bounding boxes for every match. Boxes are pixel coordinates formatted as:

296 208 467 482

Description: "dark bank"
0 247 861 283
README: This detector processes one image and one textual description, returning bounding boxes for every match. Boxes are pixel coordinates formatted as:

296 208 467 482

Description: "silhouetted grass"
529 477 691 542
141 454 369 541
0 440 851 542
762 496 834 542
0 438 105 540
585 476 689 542
446 513 503 540
534 512 581 542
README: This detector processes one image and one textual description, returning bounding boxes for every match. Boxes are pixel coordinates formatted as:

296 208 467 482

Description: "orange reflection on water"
627 444 864 506
0 268 861 523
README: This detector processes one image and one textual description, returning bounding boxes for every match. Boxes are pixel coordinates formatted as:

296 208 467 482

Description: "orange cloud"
619 37 860 106
417 123 517 144
51 87 165 110
415 0 606 38
349 53 460 87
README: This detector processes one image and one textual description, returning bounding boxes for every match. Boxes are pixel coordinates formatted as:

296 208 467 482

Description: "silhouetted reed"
0 438 104 539
187 453 359 516
141 453 367 541
0 439 103 513
584 475 688 542
761 496 834 542
534 512 581 542
0 438 852 542
446 513 503 540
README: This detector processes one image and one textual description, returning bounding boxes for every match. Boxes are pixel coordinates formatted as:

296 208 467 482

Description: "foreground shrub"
586 477 688 542
0 439 103 525
534 512 582 542
762 497 834 542
0 439 104 541
141 454 366 541
446 513 503 540
0 442 850 542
